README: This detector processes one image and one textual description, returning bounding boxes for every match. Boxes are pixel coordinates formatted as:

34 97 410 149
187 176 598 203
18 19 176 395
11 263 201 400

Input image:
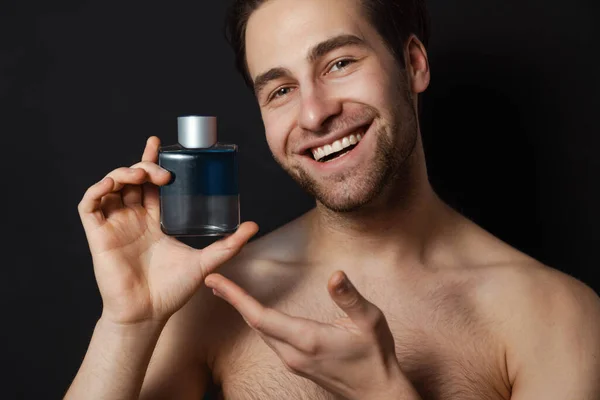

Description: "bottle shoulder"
159 143 237 154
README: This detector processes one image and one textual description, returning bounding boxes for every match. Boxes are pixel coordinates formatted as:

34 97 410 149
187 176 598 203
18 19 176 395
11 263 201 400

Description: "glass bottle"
158 116 239 236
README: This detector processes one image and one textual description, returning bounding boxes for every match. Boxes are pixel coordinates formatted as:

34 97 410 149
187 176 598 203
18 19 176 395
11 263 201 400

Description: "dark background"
1 0 598 398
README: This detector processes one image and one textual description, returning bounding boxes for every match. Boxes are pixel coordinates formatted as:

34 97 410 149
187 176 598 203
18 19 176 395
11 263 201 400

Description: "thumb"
193 221 259 280
328 271 381 332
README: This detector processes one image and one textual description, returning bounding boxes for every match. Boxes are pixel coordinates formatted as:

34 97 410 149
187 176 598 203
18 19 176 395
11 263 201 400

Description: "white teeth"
311 131 364 161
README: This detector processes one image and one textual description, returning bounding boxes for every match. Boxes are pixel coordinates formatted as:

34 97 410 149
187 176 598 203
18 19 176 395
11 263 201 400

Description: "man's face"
245 0 421 212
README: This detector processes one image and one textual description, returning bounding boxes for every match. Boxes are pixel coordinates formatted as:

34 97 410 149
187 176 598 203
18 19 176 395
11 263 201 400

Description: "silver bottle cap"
177 116 217 148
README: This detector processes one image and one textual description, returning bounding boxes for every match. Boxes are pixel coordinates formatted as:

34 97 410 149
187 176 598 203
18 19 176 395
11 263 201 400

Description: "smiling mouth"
308 128 366 163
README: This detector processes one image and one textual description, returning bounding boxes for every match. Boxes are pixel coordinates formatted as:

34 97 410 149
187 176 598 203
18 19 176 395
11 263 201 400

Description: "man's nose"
297 86 342 133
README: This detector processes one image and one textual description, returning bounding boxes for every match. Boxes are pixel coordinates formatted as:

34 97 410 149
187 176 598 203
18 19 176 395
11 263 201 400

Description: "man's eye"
329 59 355 73
269 87 292 101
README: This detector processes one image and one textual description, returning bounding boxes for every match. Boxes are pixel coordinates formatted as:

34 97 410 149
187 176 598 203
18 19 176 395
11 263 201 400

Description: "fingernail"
336 276 350 295
212 288 224 298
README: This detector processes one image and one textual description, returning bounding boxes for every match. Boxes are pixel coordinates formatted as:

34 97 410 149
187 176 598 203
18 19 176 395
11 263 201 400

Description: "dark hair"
224 0 431 88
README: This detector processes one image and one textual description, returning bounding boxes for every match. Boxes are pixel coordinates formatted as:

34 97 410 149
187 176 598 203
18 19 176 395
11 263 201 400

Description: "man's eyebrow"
253 34 368 97
254 67 292 97
307 34 367 63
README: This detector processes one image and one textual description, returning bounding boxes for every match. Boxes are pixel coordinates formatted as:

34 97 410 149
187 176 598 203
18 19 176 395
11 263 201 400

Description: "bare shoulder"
234 211 313 264
471 261 600 397
184 212 312 336
214 212 313 292
473 261 600 322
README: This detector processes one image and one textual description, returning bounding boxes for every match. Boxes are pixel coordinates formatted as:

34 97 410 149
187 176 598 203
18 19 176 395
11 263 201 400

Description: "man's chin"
286 165 381 212
311 184 380 213
316 198 368 213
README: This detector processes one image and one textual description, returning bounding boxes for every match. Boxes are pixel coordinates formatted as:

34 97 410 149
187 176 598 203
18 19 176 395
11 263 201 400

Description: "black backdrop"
1 0 598 398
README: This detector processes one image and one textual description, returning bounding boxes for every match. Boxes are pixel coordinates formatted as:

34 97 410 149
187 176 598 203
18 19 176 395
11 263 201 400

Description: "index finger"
205 273 322 347
142 136 160 163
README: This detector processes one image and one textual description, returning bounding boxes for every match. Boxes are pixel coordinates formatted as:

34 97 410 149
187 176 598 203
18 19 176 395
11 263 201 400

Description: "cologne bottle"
158 116 240 236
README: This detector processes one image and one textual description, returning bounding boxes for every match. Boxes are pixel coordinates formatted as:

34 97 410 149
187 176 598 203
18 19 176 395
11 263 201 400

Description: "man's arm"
64 291 210 400
139 293 210 400
500 265 600 399
64 317 164 400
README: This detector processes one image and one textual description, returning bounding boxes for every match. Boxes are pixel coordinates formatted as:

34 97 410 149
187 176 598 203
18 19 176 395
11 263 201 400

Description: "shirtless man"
65 0 600 399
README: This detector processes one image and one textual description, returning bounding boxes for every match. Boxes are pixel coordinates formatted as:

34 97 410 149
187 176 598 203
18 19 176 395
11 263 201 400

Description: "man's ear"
405 34 430 94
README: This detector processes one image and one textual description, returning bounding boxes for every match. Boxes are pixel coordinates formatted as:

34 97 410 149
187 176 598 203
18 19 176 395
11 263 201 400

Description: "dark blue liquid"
159 143 239 236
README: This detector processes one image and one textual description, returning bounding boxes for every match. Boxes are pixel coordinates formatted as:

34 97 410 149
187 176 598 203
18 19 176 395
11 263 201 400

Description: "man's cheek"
265 127 290 162
264 133 280 157
344 72 390 108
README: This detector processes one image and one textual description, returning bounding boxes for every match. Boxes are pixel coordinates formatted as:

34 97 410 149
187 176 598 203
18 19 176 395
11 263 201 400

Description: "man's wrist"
64 315 167 399
96 314 167 339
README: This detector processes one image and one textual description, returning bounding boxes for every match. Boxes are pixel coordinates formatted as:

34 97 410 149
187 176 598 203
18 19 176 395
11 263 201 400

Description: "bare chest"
209 280 511 400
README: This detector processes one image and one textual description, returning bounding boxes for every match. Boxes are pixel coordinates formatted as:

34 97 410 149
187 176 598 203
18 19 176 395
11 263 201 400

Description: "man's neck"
304 147 457 272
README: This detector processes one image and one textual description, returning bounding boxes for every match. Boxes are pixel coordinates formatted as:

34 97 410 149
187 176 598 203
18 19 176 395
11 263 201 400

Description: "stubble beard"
275 86 419 213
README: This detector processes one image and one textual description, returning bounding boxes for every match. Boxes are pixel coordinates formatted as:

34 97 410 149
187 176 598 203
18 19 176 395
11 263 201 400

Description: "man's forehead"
245 0 368 79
